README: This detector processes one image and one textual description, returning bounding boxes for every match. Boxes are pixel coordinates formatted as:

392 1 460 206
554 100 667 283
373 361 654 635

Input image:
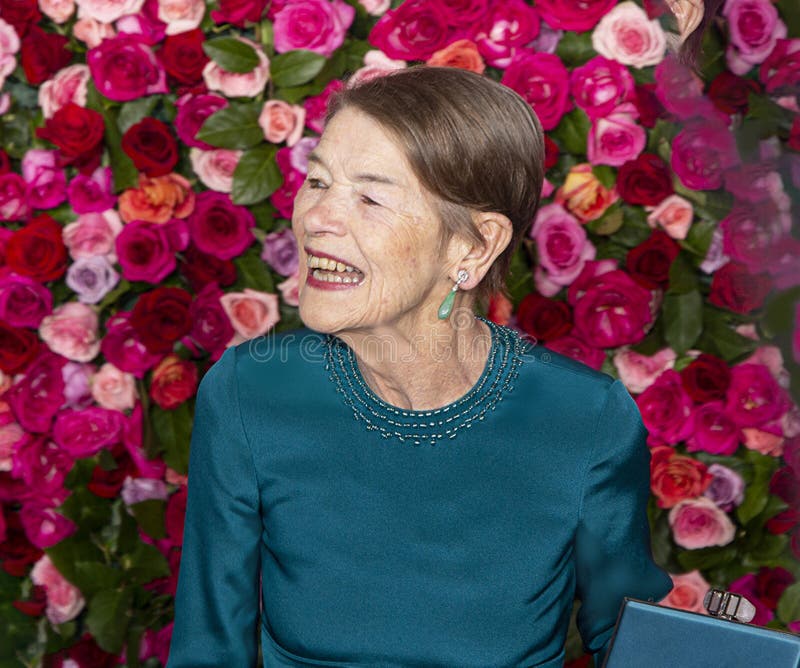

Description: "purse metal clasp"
703 588 756 623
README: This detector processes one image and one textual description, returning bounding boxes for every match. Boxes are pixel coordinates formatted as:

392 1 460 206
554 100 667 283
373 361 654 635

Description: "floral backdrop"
0 0 799 664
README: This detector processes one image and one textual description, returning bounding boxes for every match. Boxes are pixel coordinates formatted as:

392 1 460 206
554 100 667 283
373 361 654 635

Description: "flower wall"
0 0 799 665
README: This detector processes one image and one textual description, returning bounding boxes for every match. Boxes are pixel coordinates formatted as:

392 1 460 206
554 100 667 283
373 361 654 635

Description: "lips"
304 248 365 287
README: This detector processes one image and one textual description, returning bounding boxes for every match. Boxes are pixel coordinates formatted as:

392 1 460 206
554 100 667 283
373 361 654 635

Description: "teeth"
312 269 361 284
306 253 362 275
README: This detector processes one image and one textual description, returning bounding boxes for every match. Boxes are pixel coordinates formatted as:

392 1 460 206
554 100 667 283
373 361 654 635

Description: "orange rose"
427 39 485 74
555 163 618 223
650 445 713 509
660 570 709 614
118 173 195 224
150 354 198 410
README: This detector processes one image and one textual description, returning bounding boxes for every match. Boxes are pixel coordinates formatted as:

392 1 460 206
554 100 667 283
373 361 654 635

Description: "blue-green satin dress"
167 317 672 667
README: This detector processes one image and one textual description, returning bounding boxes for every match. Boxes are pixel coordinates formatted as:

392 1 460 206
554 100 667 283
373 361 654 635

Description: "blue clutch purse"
603 590 800 668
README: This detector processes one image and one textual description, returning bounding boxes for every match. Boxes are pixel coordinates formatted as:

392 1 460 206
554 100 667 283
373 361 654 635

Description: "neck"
335 311 492 412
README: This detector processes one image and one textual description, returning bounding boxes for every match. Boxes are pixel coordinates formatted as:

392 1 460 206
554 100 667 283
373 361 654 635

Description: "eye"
360 195 380 207
307 178 327 189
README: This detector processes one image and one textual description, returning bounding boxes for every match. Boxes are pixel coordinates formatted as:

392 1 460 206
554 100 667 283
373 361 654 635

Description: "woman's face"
291 106 455 336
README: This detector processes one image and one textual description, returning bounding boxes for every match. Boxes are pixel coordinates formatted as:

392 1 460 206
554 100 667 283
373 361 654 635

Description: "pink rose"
67 166 117 214
4 351 66 434
20 502 76 549
274 0 353 57
39 302 100 363
570 56 635 120
39 0 75 22
635 369 695 447
591 1 666 69
742 427 784 457
0 174 29 222
536 0 615 32
473 0 540 69
175 93 228 149
303 79 343 134
0 274 53 328
72 17 115 48
53 406 125 457
359 0 388 16
30 555 85 624
90 362 137 411
101 311 164 378
646 195 693 240
63 210 123 262
660 570 710 614
121 476 168 505
529 203 596 297
686 401 741 456
116 0 168 45
0 18 19 92
725 363 793 428
87 34 168 102
669 496 736 549
258 100 306 146
219 288 280 344
654 56 714 121
202 37 269 98
368 0 450 60
189 148 242 193
587 102 645 167
0 418 24 472
289 136 318 173
158 0 205 34
21 150 66 210
62 361 95 409
116 218 189 283
346 49 406 88
671 119 739 190
278 270 300 306
500 51 571 131
76 0 143 22
724 0 787 75
38 64 90 120
612 347 676 394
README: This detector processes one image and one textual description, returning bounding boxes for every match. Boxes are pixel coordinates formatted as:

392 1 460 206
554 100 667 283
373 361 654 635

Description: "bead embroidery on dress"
324 316 528 446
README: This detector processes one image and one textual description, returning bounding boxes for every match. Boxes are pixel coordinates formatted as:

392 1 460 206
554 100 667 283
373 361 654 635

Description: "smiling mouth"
306 252 365 285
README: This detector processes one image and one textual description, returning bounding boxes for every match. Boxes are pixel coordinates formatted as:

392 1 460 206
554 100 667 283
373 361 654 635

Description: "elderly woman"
167 66 672 668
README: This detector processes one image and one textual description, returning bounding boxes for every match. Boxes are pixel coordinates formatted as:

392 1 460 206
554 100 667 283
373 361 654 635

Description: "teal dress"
167 317 672 668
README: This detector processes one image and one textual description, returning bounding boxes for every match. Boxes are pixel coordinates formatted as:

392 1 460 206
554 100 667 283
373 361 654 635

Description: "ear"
445 211 513 291
665 0 704 42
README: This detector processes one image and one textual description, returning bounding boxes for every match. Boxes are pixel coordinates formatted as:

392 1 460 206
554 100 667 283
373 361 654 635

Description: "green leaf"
762 287 800 339
59 487 112 531
271 49 327 88
117 96 159 134
677 545 737 571
749 533 788 562
125 542 170 585
202 37 260 74
86 588 133 654
232 144 283 206
737 451 777 524
777 582 800 625
130 499 166 539
103 108 139 192
662 290 703 354
667 252 699 294
196 102 264 149
551 109 591 155
697 309 758 362
680 219 716 260
151 401 193 474
235 245 275 293
777 0 800 37
46 536 106 588
555 31 596 67
72 563 123 599
506 243 535 307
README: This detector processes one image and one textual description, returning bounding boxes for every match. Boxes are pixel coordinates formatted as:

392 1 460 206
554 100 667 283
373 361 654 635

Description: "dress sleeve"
574 379 673 668
167 345 262 667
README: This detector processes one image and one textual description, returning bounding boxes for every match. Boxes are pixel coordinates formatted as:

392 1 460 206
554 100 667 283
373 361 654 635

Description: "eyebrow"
307 152 401 187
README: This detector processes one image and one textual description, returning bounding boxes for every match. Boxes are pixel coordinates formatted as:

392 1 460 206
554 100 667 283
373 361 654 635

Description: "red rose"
165 485 187 544
131 286 193 354
544 135 559 170
35 103 105 171
0 321 39 373
210 0 268 26
632 83 664 129
754 567 794 610
616 152 673 206
150 354 199 410
0 511 43 577
43 634 118 668
87 446 137 498
650 445 713 509
709 261 773 314
20 25 72 85
13 584 47 616
179 243 237 292
625 229 681 290
0 0 41 36
0 149 9 174
5 214 68 282
516 292 572 342
680 353 731 403
158 29 209 85
790 116 800 152
708 71 761 116
121 117 179 177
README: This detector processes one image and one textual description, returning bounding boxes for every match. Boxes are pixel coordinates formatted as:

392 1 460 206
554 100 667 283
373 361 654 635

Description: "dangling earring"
437 269 469 320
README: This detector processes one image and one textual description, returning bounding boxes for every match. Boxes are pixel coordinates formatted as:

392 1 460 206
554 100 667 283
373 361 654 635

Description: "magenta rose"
668 497 736 550
671 119 739 190
187 191 254 261
368 0 452 60
11 434 73 500
759 38 800 95
21 149 66 210
273 0 354 57
654 56 712 120
723 0 787 75
685 401 741 456
271 147 305 219
5 351 66 434
500 51 571 131
53 407 125 458
720 201 788 275
587 102 645 167
795 301 800 365
100 311 164 378
473 0 539 68
536 0 615 32
20 503 75 549
570 56 635 120
188 282 235 359
635 369 695 447
729 568 795 626
0 274 53 328
0 173 29 222
124 403 166 479
725 363 793 428
67 166 116 214
116 218 189 283
87 34 168 102
303 79 343 134
174 93 228 149
530 203 596 297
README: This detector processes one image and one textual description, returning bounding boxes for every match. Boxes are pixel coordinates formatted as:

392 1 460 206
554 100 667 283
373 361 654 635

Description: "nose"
299 188 348 238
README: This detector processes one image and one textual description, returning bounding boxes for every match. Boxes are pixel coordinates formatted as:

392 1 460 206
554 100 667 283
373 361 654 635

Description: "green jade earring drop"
437 269 469 320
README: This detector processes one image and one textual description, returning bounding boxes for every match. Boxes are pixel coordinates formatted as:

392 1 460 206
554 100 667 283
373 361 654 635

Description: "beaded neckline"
324 316 528 446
